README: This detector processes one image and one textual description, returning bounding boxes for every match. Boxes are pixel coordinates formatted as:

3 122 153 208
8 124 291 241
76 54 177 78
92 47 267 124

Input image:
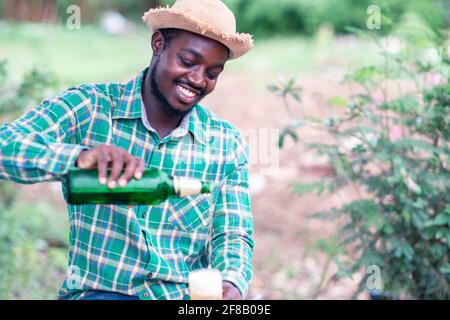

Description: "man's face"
149 30 229 116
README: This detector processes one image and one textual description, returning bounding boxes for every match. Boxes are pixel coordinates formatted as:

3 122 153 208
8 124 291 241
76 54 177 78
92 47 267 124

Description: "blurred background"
0 0 449 299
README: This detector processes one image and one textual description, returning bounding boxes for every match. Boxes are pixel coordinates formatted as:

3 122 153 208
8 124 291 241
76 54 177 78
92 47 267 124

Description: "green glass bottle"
67 168 210 205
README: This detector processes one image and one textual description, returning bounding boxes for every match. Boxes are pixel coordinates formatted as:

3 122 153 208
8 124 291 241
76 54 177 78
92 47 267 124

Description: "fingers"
119 156 145 187
77 144 144 188
118 153 138 187
106 147 144 189
107 147 124 189
96 146 110 185
135 158 145 180
76 150 97 169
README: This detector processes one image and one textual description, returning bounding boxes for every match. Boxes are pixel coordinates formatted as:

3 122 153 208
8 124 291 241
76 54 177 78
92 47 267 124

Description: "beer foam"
188 268 222 298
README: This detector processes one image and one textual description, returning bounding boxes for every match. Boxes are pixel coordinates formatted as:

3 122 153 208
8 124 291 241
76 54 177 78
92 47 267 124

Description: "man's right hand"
76 144 145 189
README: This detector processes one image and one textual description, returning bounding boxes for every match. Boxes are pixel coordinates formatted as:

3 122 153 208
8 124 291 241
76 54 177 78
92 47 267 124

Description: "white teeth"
177 85 196 98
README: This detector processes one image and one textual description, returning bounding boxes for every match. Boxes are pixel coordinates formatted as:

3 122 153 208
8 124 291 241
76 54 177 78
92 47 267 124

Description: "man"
0 0 254 300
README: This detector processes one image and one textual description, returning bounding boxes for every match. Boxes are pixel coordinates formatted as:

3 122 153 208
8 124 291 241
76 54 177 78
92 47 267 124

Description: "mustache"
175 78 204 96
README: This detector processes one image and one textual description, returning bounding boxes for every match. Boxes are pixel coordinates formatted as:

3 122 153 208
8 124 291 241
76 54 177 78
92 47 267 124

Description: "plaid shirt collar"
112 68 206 145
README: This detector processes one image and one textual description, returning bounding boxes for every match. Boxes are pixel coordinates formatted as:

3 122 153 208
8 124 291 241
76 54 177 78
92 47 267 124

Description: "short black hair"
159 28 231 59
159 28 182 50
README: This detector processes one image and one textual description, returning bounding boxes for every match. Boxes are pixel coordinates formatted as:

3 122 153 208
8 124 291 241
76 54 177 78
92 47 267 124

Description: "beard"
149 58 191 117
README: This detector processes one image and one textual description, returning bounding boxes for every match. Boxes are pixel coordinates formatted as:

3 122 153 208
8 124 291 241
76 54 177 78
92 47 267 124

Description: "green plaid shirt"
0 68 254 300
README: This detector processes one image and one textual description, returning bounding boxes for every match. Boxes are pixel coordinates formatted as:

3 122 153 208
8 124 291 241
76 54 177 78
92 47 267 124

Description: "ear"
151 31 164 56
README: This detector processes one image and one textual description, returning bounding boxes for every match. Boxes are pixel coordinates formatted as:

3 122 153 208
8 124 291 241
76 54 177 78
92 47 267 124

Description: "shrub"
271 16 450 299
0 60 57 122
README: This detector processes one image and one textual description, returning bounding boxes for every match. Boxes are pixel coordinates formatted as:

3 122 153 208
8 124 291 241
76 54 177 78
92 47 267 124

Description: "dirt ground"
16 69 369 300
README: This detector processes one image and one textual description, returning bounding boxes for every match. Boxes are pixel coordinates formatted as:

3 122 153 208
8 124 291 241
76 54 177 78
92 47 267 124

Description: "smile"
176 84 199 101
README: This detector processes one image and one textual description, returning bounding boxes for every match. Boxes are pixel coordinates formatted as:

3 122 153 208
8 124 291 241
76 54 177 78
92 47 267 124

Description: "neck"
141 68 184 139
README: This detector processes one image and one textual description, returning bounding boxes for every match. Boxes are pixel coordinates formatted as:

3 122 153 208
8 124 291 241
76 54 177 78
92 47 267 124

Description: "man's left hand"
222 281 242 300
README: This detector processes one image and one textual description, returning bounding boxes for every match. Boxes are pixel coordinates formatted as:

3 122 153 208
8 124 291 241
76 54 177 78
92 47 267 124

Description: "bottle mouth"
200 182 210 194
173 176 205 197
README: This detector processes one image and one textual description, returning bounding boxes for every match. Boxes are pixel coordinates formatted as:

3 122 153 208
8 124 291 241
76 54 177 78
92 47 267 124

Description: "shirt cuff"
37 143 91 176
221 270 250 299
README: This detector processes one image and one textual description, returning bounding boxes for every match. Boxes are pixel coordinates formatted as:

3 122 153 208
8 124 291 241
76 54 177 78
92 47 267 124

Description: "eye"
207 72 219 80
180 57 194 67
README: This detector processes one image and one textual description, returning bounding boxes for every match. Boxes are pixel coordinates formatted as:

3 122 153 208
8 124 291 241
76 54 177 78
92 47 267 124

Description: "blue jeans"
79 290 140 300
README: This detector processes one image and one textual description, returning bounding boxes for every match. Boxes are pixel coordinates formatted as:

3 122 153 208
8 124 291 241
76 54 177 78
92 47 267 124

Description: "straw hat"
142 0 254 59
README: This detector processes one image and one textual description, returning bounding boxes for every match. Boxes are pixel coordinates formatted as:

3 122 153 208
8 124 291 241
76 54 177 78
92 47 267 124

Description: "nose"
187 68 206 90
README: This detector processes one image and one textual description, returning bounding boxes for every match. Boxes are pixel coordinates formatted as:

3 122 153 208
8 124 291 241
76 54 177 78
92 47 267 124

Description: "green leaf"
278 133 285 148
401 210 411 223
315 236 344 257
390 239 414 261
278 127 299 148
327 96 348 107
429 213 450 227
290 91 302 103
267 84 280 92
291 182 325 196
412 211 428 230
344 66 385 89
395 138 445 155
287 129 298 143
440 264 450 275
383 224 395 235
381 95 420 114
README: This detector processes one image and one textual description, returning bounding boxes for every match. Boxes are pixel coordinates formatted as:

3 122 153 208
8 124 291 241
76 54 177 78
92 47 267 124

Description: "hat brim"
143 8 253 59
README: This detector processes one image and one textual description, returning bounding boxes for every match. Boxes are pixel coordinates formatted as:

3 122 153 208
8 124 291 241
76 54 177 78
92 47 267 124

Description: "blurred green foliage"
223 0 448 38
0 61 67 299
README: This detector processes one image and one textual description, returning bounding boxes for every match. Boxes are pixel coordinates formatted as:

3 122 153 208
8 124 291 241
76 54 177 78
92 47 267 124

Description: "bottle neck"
173 176 203 197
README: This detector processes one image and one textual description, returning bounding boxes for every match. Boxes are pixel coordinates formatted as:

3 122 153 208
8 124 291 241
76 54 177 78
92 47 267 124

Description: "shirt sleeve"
210 132 254 298
0 89 91 184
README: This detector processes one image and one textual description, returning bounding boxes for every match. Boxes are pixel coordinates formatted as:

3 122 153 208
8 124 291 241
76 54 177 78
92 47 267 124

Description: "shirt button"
158 144 163 150
147 272 153 278
143 292 149 298
142 212 146 218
